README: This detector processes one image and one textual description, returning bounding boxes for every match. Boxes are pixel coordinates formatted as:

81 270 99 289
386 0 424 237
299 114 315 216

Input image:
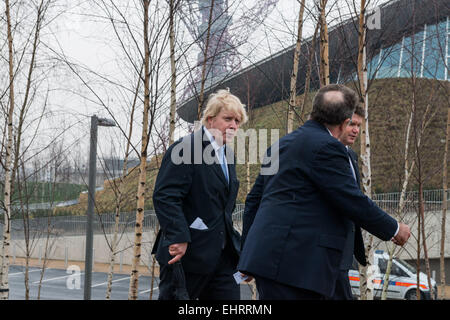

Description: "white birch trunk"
287 0 306 133
440 108 449 299
356 0 375 300
318 0 329 87
381 111 414 300
1 0 16 300
105 67 140 300
169 0 177 145
128 0 151 300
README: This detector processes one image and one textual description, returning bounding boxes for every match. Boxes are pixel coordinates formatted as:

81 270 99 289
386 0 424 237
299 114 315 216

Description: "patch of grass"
1 182 87 204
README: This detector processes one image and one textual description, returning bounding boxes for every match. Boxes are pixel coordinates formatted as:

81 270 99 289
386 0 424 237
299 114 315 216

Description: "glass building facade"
368 16 449 81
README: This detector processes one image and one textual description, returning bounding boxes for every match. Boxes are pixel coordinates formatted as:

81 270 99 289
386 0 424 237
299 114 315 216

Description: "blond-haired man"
152 89 247 300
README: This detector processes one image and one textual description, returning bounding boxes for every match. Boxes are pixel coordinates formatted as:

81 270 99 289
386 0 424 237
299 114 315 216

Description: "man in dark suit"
152 89 248 300
238 84 410 300
330 105 366 300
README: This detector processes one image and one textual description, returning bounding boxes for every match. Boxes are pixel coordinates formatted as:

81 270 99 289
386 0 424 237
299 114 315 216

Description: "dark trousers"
159 247 240 300
255 276 324 300
327 270 354 300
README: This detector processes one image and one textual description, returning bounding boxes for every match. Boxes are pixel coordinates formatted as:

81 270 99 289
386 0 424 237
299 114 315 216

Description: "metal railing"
3 211 159 240
372 189 448 215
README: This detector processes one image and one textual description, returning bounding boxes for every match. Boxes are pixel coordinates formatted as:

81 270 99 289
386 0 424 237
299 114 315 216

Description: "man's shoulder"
167 131 197 150
298 120 332 140
160 131 198 165
297 121 341 149
311 135 348 161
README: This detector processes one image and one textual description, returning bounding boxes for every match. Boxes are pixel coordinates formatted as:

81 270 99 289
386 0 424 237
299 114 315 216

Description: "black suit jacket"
347 148 367 268
152 127 241 274
341 148 367 270
238 120 397 297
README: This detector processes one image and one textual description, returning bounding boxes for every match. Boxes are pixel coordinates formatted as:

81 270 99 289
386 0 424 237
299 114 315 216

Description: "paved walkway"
8 264 159 300
9 257 450 300
8 260 255 300
11 257 158 276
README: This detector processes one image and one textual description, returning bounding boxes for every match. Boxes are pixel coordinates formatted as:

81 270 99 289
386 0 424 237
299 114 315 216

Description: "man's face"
207 108 241 145
340 114 363 146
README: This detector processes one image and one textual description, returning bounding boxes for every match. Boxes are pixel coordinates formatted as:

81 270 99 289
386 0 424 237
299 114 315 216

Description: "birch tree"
0 0 52 298
318 0 329 87
0 0 17 299
380 108 415 300
355 0 374 300
299 19 320 123
1 0 60 300
378 1 446 298
168 0 180 145
49 0 173 299
35 144 67 300
105 73 140 300
128 0 154 300
440 108 449 299
286 0 306 134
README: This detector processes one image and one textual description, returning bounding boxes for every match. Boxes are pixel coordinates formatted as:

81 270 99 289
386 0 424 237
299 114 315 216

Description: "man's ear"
205 116 212 128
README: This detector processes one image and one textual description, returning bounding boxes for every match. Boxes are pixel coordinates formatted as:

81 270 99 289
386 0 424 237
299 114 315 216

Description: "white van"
348 250 437 300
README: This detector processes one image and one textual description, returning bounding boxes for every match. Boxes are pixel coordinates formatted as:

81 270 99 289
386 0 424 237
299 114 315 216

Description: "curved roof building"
177 0 449 123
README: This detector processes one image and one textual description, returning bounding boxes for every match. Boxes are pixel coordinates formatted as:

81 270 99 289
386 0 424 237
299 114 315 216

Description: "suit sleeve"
241 174 264 249
152 141 193 246
310 141 398 241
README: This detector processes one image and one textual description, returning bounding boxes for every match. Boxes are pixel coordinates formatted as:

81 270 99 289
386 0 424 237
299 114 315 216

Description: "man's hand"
392 222 410 246
168 242 188 264
241 273 254 283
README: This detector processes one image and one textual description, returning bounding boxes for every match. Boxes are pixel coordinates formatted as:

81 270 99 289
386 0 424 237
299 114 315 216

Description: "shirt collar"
203 126 223 152
326 126 348 150
326 127 333 137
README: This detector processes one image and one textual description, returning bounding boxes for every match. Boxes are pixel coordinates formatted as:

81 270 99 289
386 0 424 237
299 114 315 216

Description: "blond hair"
200 89 248 126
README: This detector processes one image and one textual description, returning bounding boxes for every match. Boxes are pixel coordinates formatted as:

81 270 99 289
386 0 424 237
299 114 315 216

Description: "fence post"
148 252 152 273
65 246 68 269
119 250 123 272
38 243 42 265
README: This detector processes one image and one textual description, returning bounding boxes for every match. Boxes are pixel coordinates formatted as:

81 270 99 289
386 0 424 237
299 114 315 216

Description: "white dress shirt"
203 126 229 181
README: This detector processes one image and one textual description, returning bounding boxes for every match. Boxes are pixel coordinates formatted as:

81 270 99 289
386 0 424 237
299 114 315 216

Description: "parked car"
348 250 437 300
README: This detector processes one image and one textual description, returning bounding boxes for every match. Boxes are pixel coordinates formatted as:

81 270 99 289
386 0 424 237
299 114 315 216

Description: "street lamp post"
84 115 116 300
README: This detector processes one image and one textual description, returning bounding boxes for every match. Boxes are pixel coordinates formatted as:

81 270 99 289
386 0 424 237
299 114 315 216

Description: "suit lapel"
348 149 361 187
225 146 240 208
348 148 366 265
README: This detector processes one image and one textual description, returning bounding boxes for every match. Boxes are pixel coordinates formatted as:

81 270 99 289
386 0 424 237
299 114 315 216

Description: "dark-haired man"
330 105 365 300
238 84 410 300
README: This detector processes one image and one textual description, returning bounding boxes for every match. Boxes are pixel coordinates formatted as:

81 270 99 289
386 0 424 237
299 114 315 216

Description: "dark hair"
311 84 359 125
